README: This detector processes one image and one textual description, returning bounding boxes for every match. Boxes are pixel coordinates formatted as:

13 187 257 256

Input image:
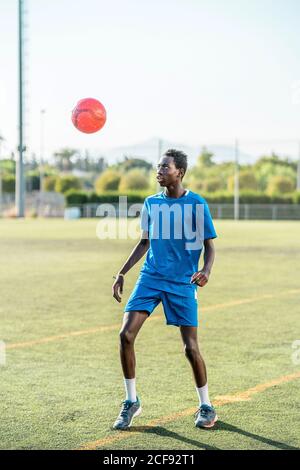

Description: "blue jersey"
138 189 217 296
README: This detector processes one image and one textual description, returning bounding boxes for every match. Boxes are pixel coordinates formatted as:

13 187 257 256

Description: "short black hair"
164 149 188 178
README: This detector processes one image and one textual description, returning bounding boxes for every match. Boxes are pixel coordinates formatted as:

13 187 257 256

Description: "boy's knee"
184 343 200 362
119 329 135 347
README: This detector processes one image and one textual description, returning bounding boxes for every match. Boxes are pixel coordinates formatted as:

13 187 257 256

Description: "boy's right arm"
112 231 149 303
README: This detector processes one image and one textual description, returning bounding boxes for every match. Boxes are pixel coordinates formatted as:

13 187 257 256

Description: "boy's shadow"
129 421 299 450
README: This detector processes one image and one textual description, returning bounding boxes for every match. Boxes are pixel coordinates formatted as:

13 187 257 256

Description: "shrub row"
65 190 152 205
65 189 300 206
202 190 299 204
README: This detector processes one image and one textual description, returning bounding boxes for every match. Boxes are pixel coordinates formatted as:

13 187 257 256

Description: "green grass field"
0 218 300 450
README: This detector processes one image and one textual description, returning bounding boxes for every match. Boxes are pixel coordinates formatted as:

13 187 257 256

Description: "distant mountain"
100 137 254 166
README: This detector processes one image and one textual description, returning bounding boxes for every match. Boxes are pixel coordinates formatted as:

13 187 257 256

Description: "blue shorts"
124 282 198 327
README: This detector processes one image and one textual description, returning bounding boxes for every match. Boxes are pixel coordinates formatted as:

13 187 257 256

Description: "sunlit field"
0 218 299 450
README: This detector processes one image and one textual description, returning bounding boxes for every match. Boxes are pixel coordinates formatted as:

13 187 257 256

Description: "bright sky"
0 0 300 161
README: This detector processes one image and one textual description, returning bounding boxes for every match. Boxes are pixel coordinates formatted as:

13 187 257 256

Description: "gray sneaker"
113 397 142 430
195 404 218 428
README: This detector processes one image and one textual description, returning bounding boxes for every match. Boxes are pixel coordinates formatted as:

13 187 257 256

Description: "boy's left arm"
190 238 215 287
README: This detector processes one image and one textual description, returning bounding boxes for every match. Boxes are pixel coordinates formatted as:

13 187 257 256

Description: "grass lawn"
0 218 299 450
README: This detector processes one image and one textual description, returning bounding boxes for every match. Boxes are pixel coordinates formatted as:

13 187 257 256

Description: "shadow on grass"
215 421 300 450
127 425 220 450
127 422 299 451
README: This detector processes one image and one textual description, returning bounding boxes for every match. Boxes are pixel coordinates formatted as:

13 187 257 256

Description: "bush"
119 169 150 192
266 175 295 195
1 175 15 193
202 191 234 203
255 162 296 191
238 191 271 204
188 176 204 192
65 191 152 206
227 171 259 191
201 190 295 204
0 159 16 175
26 172 40 191
43 176 58 192
65 190 88 205
88 191 150 204
202 177 223 193
293 191 300 204
55 175 82 194
64 189 300 207
95 170 121 192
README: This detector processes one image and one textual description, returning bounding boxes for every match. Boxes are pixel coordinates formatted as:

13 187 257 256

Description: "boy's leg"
113 311 148 430
180 325 218 428
179 326 207 388
120 310 149 379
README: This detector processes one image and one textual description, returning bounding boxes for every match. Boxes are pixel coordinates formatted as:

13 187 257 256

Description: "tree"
53 148 78 171
0 159 16 174
72 150 107 173
202 177 223 192
119 169 150 192
266 175 295 195
43 176 58 192
254 159 296 191
227 171 258 191
197 147 215 168
116 156 153 173
55 175 82 193
0 134 5 158
254 152 296 170
95 170 121 192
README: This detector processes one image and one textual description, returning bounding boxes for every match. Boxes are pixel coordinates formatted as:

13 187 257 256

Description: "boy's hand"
190 269 210 287
112 275 124 303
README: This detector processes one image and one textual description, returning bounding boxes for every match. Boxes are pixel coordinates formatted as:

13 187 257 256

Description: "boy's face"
156 156 183 187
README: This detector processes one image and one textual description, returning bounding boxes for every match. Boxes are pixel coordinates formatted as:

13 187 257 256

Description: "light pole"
15 0 25 217
39 109 46 193
38 109 46 216
234 139 239 220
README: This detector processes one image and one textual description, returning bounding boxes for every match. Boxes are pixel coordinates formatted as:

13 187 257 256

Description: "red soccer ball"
71 98 107 134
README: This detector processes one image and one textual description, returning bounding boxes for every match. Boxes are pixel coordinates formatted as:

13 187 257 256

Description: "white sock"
124 378 137 403
196 383 211 407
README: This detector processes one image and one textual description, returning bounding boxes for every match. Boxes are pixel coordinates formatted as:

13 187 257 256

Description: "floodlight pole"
39 109 46 193
15 0 25 217
234 139 239 220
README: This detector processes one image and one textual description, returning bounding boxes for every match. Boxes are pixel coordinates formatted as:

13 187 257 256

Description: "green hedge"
64 190 88 205
1 175 15 193
65 189 300 206
203 190 295 204
65 190 152 205
293 191 300 204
